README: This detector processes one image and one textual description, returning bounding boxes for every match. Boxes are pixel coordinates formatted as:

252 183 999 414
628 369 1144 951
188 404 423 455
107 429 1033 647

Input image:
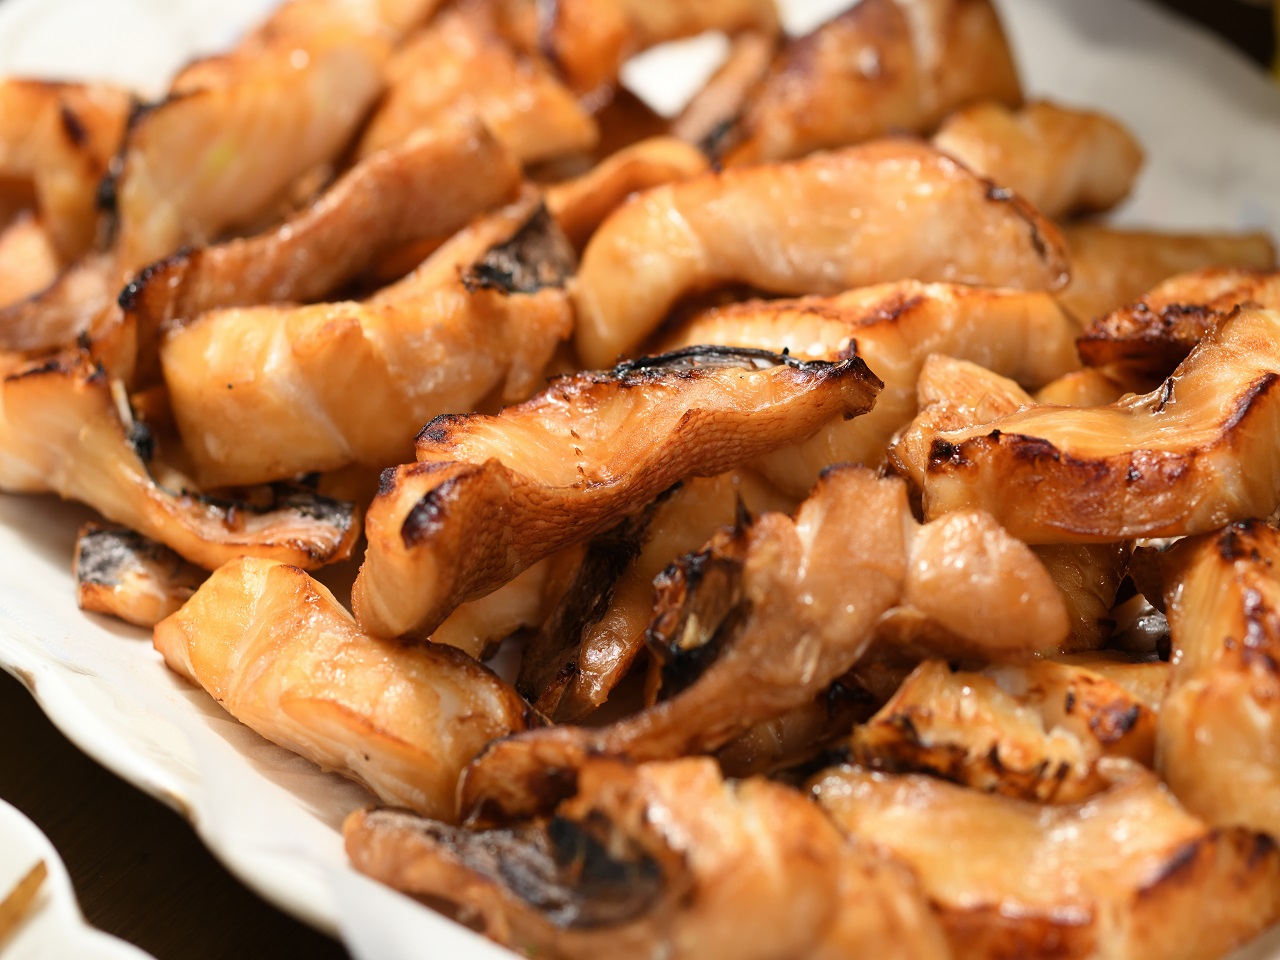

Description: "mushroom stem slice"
74 523 205 627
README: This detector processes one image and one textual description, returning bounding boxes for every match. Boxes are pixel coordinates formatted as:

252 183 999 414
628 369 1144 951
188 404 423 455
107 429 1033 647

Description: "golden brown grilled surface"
665 281 1080 496
1032 542 1132 651
357 9 596 165
0 213 58 308
348 757 949 960
160 191 572 488
891 307 1280 543
519 471 795 722
352 346 882 640
0 252 114 355
1078 268 1280 381
0 351 358 569
74 523 205 627
932 101 1144 220
0 80 131 262
852 658 1163 803
722 0 1021 165
573 140 1069 368
812 764 1280 960
154 558 531 820
1155 521 1280 838
1033 367 1130 406
1056 225 1277 326
114 0 389 274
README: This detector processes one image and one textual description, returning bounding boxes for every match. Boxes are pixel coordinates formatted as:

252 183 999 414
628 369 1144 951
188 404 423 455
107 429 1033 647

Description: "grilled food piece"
573 140 1069 368
353 346 881 640
347 757 950 960
891 307 1280 543
1156 521 1280 838
1056 226 1276 326
154 558 531 819
665 281 1080 496
722 0 1020 165
852 658 1164 803
0 213 58 308
1032 542 1132 650
1078 268 1280 381
1033 368 1130 407
0 351 358 569
0 252 113 354
932 101 1143 219
74 523 204 627
812 764 1280 960
671 32 776 154
161 192 572 488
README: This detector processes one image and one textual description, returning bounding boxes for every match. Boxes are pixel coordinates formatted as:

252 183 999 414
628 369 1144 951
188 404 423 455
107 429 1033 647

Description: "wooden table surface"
0 4 1274 959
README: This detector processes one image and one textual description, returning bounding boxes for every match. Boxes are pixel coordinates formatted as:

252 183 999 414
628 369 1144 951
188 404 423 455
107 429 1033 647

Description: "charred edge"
401 472 474 549
58 103 88 149
118 248 191 312
1223 371 1280 433
985 179 1054 263
461 204 578 295
1218 522 1265 563
95 155 122 218
415 413 469 448
4 356 69 382
185 485 354 526
1088 703 1141 744
127 419 155 464
539 813 665 929
1247 831 1278 871
76 525 180 587
698 116 742 160
1154 377 1175 414
927 438 967 469
610 344 815 380
1138 838 1203 897
376 466 398 497
1006 434 1063 464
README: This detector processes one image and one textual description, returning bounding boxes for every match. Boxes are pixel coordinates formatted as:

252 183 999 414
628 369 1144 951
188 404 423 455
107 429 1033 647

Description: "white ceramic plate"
0 2 1279 959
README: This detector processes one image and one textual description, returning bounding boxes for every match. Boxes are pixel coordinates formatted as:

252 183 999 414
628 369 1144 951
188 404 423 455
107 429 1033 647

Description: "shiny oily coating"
352 345 882 640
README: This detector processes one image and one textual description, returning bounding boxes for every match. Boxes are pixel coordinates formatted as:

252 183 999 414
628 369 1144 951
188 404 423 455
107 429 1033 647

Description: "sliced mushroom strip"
892 307 1280 543
1155 521 1280 839
573 139 1068 368
519 471 795 722
113 0 389 274
154 558 531 820
0 352 358 569
670 32 776 154
1032 368 1130 407
932 101 1143 220
812 765 1280 960
74 523 205 627
665 281 1080 496
352 347 881 640
346 757 950 960
720 0 1021 165
1032 542 1132 650
0 79 131 262
0 252 114 355
1056 225 1276 326
852 658 1165 803
356 8 597 165
0 213 59 308
1078 268 1280 381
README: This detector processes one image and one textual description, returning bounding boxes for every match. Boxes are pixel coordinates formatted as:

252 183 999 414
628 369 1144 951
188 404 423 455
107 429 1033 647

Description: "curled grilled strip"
0 352 358 569
573 140 1069 368
932 100 1143 219
1156 521 1280 838
891 308 1280 543
74 523 205 627
352 347 882 640
665 281 1080 496
347 758 949 960
721 0 1021 165
812 765 1280 960
154 558 531 820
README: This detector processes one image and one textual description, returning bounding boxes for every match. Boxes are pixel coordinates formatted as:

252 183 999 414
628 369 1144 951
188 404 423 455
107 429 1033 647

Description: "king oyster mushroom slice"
74 523 205 627
664 280 1080 496
154 557 532 820
671 31 777 155
458 466 1066 821
518 470 795 722
346 757 950 960
851 656 1166 804
352 346 882 640
1032 368 1130 407
0 251 115 357
891 307 1280 543
0 351 357 570
811 764 1280 960
1077 268 1280 382
1155 521 1280 838
572 139 1069 368
160 191 574 488
0 212 59 310
1056 225 1276 326
931 101 1143 220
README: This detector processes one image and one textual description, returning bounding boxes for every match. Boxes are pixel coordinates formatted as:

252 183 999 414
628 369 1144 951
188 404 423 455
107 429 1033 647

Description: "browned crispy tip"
891 307 1280 543
851 658 1163 804
0 351 358 570
1058 226 1277 326
574 139 1070 369
1077 268 1280 381
155 558 531 819
0 252 113 355
1155 521 1280 839
812 764 1280 960
74 523 205 627
352 346 882 641
722 0 1021 165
